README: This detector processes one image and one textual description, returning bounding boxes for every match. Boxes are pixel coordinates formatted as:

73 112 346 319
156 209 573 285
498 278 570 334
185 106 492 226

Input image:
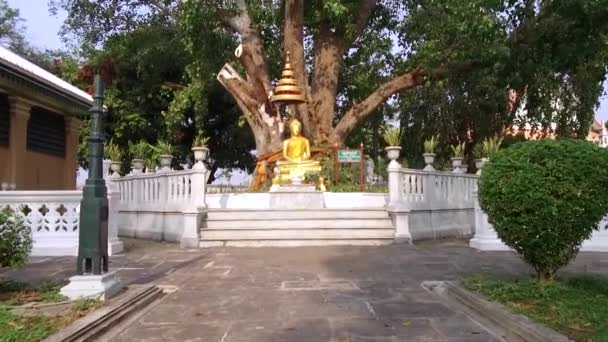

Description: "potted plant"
129 140 150 173
383 127 401 161
104 140 122 174
450 142 466 173
475 136 503 175
192 133 210 162
154 140 174 170
473 144 484 175
422 135 439 171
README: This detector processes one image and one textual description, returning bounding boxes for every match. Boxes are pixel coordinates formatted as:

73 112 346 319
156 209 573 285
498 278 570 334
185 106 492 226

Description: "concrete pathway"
3 239 607 341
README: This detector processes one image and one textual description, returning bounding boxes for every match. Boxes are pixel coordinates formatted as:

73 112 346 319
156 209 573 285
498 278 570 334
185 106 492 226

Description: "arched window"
26 107 65 157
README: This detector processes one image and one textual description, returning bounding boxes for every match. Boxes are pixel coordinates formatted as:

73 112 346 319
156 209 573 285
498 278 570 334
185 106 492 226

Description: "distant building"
507 119 608 148
0 47 92 190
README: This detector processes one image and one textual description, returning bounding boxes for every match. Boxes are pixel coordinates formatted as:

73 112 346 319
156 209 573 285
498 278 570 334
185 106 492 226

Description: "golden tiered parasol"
271 52 305 104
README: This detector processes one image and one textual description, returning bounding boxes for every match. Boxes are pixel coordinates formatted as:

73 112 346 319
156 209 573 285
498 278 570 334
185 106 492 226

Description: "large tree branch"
332 68 427 143
332 63 477 142
217 1 273 103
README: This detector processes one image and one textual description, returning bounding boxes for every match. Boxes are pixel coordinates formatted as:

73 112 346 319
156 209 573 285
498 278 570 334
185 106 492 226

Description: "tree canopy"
50 0 608 168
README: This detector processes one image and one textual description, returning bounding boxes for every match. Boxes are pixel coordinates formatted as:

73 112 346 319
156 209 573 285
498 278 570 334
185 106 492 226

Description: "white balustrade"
0 190 122 256
113 167 207 210
391 168 478 210
111 164 208 248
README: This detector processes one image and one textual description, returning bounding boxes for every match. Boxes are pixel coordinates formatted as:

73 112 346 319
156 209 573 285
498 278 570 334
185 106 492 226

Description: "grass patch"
0 281 102 341
464 275 608 342
0 299 102 342
0 281 65 306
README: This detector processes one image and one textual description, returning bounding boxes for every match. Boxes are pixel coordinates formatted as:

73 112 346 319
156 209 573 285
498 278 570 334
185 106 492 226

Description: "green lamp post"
77 75 109 275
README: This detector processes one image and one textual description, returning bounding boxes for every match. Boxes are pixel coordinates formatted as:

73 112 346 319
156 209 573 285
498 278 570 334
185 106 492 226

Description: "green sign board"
338 149 362 163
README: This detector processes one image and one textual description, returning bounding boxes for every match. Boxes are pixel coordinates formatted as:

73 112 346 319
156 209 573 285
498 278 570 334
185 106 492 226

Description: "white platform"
205 192 388 209
60 271 122 301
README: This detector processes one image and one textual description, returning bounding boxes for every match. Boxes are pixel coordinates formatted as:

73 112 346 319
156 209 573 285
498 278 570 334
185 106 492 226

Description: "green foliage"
464 275 608 341
423 135 439 154
153 140 174 155
103 140 122 161
450 142 465 158
0 208 32 269
479 136 503 159
383 127 401 146
52 0 608 177
192 134 209 148
303 171 320 184
129 140 151 160
479 140 608 281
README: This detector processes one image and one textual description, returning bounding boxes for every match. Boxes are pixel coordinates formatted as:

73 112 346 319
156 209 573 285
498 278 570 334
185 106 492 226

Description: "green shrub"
479 140 608 281
0 208 32 268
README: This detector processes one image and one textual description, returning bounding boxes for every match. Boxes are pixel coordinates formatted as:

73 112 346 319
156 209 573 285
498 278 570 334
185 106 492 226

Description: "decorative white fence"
0 190 122 256
114 168 207 210
387 160 479 242
111 163 208 248
395 168 478 210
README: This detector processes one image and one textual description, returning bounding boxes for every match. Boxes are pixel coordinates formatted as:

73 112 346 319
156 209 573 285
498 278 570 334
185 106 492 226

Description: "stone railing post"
469 191 510 251
180 161 207 248
387 160 411 243
106 173 124 255
422 172 436 209
387 160 402 207
158 172 169 204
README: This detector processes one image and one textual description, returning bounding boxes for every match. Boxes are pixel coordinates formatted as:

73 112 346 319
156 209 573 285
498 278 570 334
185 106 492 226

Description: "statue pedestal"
269 185 323 209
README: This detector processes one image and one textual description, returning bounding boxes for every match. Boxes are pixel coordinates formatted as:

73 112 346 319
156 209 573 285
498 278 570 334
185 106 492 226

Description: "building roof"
0 46 93 106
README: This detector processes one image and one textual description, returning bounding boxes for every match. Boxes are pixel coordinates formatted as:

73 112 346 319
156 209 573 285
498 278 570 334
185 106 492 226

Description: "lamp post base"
60 271 122 301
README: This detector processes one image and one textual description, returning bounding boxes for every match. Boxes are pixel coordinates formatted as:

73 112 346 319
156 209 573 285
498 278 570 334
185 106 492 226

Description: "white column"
106 173 124 255
180 161 207 248
469 191 510 251
387 160 411 243
388 160 402 207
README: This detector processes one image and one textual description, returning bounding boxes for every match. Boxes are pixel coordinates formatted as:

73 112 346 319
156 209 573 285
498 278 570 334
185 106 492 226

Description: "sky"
7 0 608 122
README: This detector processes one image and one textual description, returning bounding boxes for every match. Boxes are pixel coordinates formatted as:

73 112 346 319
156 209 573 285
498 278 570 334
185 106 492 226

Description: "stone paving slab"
2 239 607 341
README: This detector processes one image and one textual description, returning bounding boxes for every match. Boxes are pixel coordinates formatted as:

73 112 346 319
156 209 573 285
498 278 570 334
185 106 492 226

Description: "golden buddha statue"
276 118 322 183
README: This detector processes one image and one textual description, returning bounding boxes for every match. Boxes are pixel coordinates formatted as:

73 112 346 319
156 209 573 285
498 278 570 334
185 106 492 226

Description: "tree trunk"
536 269 555 283
310 24 346 145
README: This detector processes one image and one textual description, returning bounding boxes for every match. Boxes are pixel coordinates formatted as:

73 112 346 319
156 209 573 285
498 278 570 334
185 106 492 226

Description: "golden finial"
271 51 306 104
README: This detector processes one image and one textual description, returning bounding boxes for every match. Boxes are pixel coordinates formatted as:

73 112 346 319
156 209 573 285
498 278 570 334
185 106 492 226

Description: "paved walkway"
3 239 608 341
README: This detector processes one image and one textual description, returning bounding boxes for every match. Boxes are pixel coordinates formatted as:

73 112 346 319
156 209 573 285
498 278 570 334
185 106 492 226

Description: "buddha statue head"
289 118 302 137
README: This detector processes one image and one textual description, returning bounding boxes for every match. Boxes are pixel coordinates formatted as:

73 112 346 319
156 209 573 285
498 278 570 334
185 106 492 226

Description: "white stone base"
60 271 122 301
269 191 324 209
108 238 124 255
469 237 511 251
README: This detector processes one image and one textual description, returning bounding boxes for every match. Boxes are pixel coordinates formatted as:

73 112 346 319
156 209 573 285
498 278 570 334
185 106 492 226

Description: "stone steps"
199 239 394 248
199 208 395 247
203 219 393 229
205 208 390 220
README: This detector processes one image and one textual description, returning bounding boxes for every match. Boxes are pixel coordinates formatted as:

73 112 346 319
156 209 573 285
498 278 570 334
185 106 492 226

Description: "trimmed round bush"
0 207 32 268
479 140 608 281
